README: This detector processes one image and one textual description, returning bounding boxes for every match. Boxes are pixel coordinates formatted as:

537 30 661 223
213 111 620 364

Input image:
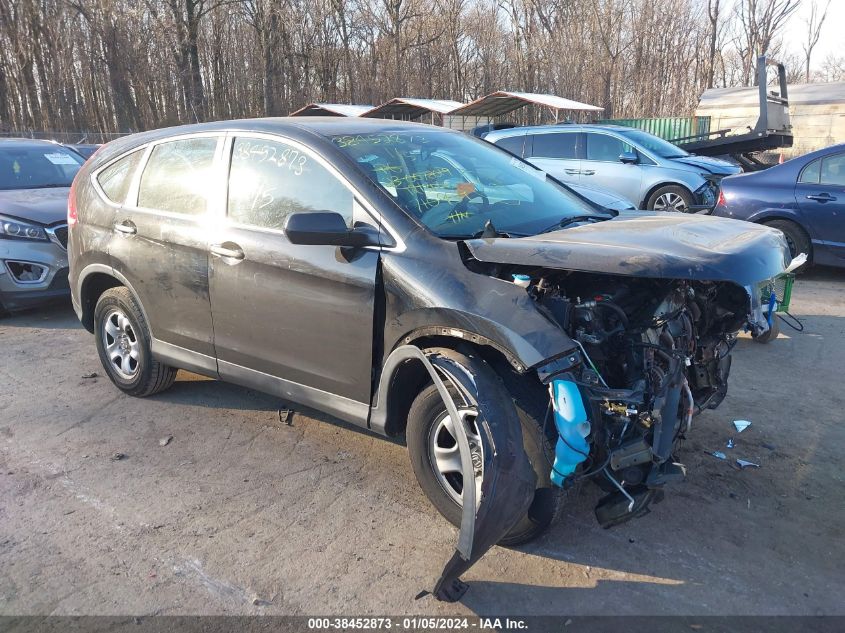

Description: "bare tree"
802 0 830 82
0 0 835 138
735 0 802 85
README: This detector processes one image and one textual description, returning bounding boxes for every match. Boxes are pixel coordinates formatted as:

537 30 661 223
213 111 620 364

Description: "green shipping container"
597 116 711 143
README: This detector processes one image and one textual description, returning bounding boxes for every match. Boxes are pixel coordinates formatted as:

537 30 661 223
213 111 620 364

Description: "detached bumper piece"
392 346 536 602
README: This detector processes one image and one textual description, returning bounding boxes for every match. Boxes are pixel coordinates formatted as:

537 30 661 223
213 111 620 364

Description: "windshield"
330 129 604 238
617 129 689 159
0 145 84 190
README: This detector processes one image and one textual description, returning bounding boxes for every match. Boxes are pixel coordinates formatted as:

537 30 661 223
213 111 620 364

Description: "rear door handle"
114 221 136 235
581 170 596 176
564 169 581 175
210 243 245 260
806 193 836 202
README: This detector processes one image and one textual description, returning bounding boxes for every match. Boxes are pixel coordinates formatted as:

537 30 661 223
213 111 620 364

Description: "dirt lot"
1 268 843 616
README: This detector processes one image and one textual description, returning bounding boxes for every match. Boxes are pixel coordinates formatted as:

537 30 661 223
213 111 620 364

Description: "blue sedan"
712 143 845 268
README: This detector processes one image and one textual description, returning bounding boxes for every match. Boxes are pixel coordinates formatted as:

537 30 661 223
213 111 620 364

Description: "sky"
781 0 845 70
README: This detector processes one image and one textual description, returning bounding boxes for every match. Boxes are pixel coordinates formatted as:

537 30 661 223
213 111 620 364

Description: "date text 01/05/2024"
306 617 528 630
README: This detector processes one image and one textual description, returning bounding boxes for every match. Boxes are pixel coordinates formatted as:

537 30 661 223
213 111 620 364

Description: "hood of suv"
0 187 70 225
465 211 788 287
670 155 740 176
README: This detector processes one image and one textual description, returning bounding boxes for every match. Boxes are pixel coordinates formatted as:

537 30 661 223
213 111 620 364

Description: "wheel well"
758 217 813 260
380 335 541 438
80 272 122 332
641 182 692 209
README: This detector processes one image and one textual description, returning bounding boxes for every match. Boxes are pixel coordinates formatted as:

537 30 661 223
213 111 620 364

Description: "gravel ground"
1 268 843 616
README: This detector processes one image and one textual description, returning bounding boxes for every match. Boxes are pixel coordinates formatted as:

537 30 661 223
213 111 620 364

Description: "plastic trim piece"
390 346 535 602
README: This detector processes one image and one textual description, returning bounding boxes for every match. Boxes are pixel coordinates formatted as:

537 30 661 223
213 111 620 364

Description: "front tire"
406 355 563 545
646 185 693 212
94 287 177 397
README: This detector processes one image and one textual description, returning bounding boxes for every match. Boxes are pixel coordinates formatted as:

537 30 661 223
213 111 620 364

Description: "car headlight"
695 180 718 206
0 214 49 241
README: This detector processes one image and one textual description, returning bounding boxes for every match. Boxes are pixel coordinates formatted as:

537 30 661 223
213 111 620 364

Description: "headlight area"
0 214 50 242
0 218 70 312
693 179 719 209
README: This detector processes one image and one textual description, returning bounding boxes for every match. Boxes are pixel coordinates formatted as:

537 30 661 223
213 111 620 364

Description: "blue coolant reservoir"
550 379 591 487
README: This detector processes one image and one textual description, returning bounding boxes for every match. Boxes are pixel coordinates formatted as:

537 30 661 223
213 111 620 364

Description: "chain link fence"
0 129 130 144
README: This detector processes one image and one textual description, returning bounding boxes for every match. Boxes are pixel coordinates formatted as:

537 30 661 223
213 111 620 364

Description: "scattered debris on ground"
159 435 173 447
733 420 752 433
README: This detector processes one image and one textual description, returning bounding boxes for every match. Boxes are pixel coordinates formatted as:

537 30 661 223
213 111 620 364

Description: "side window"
820 153 845 186
799 158 821 184
138 137 218 214
530 133 577 159
97 149 144 204
228 137 353 231
585 133 632 162
494 136 525 156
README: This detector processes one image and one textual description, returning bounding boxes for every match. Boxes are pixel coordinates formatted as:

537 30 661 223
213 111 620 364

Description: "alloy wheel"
428 407 483 507
102 309 140 379
653 192 688 212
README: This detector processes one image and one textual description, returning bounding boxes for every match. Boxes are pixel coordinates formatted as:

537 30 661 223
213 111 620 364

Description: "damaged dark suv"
69 118 791 547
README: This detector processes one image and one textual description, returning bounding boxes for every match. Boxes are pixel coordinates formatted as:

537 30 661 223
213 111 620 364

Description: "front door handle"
806 193 836 202
114 221 136 235
581 170 596 176
210 243 245 260
564 169 581 175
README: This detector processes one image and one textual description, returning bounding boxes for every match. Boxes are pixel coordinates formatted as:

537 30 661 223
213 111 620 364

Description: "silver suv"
0 139 81 314
486 124 740 211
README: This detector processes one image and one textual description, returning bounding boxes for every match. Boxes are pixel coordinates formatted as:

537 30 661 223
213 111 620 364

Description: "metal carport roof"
288 103 373 117
449 91 603 117
362 98 465 119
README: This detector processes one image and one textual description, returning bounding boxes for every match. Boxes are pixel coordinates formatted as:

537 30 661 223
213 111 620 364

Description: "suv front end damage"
463 213 792 528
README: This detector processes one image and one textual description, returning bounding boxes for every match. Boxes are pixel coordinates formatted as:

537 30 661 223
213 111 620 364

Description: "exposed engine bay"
503 268 758 527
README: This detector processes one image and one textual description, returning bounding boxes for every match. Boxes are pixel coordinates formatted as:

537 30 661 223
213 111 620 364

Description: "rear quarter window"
799 158 821 184
96 149 144 204
494 135 525 156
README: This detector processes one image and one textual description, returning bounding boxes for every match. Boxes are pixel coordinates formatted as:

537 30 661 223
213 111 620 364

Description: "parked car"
712 143 845 267
0 139 82 314
69 119 789 548
399 144 636 213
469 122 517 138
485 124 741 211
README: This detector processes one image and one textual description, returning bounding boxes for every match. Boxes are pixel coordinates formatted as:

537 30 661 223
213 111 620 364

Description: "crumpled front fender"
389 346 536 602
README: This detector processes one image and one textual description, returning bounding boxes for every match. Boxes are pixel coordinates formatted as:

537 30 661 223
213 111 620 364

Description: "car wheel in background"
94 287 177 397
647 185 693 212
763 219 812 263
406 352 563 545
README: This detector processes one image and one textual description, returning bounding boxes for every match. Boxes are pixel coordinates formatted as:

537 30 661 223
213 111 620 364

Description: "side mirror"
619 151 638 164
284 212 380 248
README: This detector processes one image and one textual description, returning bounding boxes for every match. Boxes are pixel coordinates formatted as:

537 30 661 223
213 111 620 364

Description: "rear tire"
646 185 693 212
406 352 563 545
94 287 177 397
763 219 812 264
